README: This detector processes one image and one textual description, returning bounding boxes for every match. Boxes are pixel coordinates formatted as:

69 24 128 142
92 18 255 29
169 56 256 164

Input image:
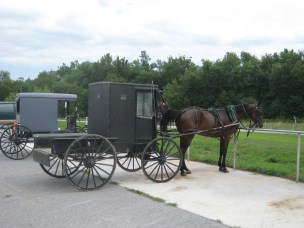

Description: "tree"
2 49 304 119
0 70 11 80
32 71 60 91
159 55 194 90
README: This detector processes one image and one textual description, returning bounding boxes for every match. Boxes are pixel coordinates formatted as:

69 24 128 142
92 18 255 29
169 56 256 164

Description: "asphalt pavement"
2 148 304 228
0 152 228 228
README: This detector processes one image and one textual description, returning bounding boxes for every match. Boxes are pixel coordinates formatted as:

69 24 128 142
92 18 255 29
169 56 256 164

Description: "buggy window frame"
136 91 153 117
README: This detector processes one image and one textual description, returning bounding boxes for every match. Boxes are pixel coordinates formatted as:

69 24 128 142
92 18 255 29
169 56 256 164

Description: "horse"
159 102 263 176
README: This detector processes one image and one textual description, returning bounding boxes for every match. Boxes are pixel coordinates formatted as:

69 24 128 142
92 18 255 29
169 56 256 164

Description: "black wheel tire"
0 124 33 160
64 134 116 190
117 152 142 172
0 123 13 131
142 137 182 183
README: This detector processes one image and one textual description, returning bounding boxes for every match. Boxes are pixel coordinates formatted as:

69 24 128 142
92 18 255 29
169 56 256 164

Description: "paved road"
0 152 228 228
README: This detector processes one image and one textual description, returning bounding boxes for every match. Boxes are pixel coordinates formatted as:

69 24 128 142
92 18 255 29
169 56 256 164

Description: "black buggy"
32 82 183 190
0 93 81 160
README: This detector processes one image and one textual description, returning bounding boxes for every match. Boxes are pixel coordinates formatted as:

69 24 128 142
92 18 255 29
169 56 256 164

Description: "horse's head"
158 100 170 114
246 104 263 128
157 99 172 132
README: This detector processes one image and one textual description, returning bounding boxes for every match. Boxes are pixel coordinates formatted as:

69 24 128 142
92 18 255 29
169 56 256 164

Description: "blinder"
249 106 263 128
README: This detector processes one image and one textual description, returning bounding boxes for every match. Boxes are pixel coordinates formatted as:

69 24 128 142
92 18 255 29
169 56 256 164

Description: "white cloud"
0 0 304 79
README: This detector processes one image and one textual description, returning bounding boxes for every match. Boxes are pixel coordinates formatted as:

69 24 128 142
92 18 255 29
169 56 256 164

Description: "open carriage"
0 93 82 160
32 82 183 190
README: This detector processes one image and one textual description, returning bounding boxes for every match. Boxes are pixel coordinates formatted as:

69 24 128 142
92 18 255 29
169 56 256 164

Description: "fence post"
296 133 301 182
233 132 237 170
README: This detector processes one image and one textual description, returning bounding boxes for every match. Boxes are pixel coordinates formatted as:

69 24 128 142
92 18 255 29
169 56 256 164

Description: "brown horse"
159 103 263 175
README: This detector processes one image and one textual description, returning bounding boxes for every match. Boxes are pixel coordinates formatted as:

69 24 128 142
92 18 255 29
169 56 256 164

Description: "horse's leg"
219 136 230 173
218 137 224 171
180 135 194 176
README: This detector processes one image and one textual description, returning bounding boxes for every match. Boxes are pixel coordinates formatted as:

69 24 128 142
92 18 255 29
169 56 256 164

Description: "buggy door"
135 89 157 144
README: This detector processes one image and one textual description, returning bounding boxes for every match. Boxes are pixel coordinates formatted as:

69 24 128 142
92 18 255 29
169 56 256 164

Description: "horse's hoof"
223 169 229 173
219 167 229 173
186 170 192 174
181 172 187 176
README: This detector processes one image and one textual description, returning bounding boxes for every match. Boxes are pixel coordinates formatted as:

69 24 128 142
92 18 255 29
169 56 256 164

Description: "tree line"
1 49 304 119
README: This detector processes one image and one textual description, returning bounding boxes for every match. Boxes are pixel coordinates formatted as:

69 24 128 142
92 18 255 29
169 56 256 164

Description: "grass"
262 119 304 131
185 131 304 182
57 119 86 130
126 188 178 207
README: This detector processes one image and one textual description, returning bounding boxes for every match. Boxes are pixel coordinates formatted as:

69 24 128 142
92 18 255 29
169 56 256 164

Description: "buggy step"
33 148 52 166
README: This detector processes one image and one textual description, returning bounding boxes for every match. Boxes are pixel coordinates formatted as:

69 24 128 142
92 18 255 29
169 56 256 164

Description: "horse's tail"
160 109 182 132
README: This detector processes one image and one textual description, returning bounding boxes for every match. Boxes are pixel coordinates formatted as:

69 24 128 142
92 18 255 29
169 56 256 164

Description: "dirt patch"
269 194 304 211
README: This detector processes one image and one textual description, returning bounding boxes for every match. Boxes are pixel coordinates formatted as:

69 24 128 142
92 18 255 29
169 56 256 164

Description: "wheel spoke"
142 137 182 183
40 155 67 178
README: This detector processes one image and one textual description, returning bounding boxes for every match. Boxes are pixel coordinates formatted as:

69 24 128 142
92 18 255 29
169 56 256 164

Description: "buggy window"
136 91 153 117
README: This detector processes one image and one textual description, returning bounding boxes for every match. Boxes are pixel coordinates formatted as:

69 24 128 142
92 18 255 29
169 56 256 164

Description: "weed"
126 188 178 207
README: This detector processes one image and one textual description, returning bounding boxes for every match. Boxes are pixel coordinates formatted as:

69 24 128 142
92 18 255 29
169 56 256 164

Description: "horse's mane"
160 108 183 132
234 104 252 114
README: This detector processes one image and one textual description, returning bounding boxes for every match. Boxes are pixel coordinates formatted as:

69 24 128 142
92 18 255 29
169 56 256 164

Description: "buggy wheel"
0 124 34 160
64 134 116 190
40 154 81 178
117 152 142 172
0 123 13 131
142 137 182 183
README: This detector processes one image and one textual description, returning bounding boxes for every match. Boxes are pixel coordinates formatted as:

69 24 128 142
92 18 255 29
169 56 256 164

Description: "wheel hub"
10 135 21 145
158 155 166 165
84 157 96 168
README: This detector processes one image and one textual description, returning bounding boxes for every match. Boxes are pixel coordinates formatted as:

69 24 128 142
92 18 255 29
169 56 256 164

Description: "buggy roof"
16 93 77 101
89 81 159 90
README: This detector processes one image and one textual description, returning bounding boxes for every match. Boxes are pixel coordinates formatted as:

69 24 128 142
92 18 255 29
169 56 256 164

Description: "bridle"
158 99 171 115
242 105 263 128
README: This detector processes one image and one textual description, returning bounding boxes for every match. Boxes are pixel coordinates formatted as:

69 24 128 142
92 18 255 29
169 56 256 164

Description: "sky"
1 0 304 80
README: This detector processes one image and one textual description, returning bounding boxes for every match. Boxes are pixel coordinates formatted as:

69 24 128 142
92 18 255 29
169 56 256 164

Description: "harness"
226 105 238 123
160 101 262 139
208 107 224 126
208 105 238 125
207 105 241 139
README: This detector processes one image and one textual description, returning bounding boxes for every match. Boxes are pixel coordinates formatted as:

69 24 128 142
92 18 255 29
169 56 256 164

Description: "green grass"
185 132 304 182
263 119 304 131
57 119 86 130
